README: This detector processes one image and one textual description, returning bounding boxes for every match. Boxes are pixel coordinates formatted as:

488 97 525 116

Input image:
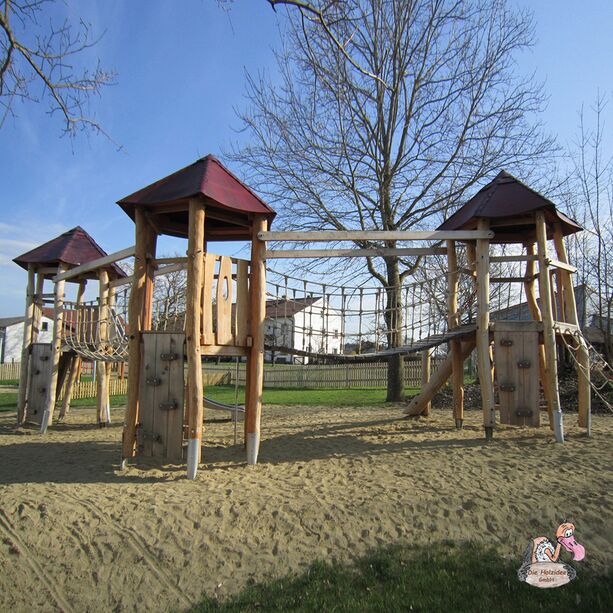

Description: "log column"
420 349 432 416
16 265 36 425
535 212 564 442
121 208 158 466
475 219 496 439
96 269 111 426
60 280 86 419
185 199 206 479
245 215 267 465
41 264 66 433
447 239 464 428
552 223 591 432
524 242 553 428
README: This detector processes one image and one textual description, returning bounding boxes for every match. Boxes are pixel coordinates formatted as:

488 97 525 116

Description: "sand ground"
0 404 611 612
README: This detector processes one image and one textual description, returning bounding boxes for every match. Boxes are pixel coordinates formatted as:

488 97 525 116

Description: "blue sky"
0 0 611 315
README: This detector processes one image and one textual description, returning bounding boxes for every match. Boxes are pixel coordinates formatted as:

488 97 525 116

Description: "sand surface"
0 404 611 612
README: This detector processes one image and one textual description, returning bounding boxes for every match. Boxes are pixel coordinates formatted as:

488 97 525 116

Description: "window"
41 322 48 332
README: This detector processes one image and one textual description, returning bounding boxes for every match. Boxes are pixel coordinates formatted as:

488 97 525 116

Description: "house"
0 313 54 363
264 297 343 363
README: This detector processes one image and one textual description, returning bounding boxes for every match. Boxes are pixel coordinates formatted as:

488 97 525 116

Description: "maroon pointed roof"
117 155 276 240
437 171 582 243
13 226 126 280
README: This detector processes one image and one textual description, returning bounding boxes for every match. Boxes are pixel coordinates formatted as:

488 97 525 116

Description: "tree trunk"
384 257 404 401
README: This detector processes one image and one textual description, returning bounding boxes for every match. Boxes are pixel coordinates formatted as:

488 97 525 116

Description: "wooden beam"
490 255 538 263
259 230 494 242
121 211 157 465
547 258 577 273
96 269 111 426
53 246 135 282
40 264 66 433
155 262 188 276
491 276 536 283
201 345 249 357
265 247 448 259
447 240 464 428
59 281 86 420
109 275 134 289
475 219 496 438
552 224 590 430
245 216 267 465
185 199 206 480
523 242 553 427
154 257 189 266
420 349 432 416
16 265 35 425
536 212 563 442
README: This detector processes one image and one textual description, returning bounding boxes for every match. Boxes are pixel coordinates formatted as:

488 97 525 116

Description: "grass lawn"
0 386 418 413
192 541 612 612
204 385 420 406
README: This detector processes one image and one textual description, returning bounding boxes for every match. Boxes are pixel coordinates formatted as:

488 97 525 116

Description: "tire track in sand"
61 493 191 609
0 509 75 613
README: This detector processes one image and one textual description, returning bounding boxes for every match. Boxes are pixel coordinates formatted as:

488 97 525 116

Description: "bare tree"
0 0 115 136
231 0 554 401
564 95 613 363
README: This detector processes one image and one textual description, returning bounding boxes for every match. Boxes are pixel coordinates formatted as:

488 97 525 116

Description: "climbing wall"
137 332 185 461
26 343 53 425
494 322 541 427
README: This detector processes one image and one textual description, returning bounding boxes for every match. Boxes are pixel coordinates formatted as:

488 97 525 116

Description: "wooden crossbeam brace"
259 230 494 242
265 247 448 259
54 246 135 282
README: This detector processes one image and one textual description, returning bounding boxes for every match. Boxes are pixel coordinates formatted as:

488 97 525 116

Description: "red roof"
437 171 582 242
117 155 276 240
13 226 126 280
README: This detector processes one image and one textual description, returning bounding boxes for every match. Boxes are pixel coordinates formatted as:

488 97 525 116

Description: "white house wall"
0 316 53 363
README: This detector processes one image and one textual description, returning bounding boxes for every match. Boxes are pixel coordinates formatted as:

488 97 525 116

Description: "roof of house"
117 155 276 241
437 171 582 242
265 297 321 318
13 226 126 280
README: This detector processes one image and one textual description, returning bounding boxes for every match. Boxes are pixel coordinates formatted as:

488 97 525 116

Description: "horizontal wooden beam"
491 276 536 283
259 230 494 242
490 255 538 263
54 246 135 283
154 257 188 266
200 344 249 357
547 258 577 273
265 247 447 259
155 262 187 276
109 275 133 289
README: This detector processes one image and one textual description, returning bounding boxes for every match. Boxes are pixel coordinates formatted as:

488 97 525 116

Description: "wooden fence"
203 358 445 389
3 358 446 398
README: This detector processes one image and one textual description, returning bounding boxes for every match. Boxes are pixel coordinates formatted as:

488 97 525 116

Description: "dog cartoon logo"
518 522 585 588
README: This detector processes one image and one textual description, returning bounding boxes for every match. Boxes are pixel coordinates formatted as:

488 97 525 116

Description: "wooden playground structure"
13 162 592 478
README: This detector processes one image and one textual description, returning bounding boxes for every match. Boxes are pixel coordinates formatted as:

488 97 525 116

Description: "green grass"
204 385 419 406
0 378 19 385
0 384 418 413
191 541 612 612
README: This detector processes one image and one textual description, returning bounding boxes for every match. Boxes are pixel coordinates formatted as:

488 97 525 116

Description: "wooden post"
475 219 495 439
185 199 206 479
524 242 554 428
16 265 35 425
59 280 86 420
121 209 158 465
96 269 110 426
40 264 66 433
447 240 464 428
535 212 564 442
245 215 267 465
552 224 591 431
420 349 432 416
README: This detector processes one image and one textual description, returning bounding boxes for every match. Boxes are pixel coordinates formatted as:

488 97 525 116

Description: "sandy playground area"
0 403 611 612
